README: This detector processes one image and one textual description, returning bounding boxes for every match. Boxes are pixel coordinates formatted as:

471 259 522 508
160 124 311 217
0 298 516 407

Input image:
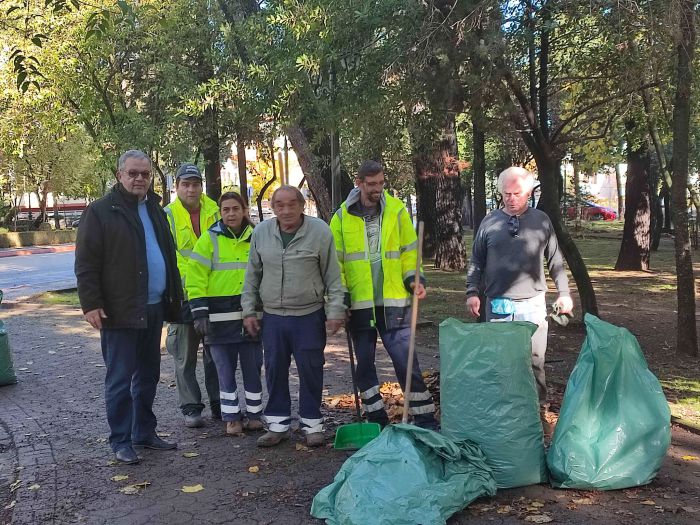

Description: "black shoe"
211 404 222 421
115 447 140 465
133 435 177 450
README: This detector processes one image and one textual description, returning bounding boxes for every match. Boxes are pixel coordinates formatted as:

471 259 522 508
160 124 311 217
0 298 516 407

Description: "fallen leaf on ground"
496 505 512 514
28 484 40 491
525 515 553 523
572 498 593 505
119 481 150 495
18 368 29 371
111 475 129 482
681 455 699 461
9 480 21 492
529 501 545 508
295 443 309 451
681 507 699 513
181 484 204 493
640 500 656 505
157 432 171 438
4 501 15 510
248 466 260 473
183 452 200 458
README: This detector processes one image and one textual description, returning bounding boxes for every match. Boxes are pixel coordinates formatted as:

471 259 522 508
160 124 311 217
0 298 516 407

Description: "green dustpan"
333 332 381 450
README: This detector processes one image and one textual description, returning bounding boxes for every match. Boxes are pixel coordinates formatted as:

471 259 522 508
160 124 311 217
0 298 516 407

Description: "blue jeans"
101 303 164 452
209 342 263 422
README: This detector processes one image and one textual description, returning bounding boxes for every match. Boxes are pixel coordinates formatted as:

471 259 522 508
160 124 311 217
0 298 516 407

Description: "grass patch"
33 289 81 307
661 377 700 425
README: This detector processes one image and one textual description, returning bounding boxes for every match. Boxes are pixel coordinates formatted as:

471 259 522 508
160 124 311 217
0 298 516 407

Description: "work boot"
540 407 556 440
256 430 290 447
244 418 264 431
305 432 325 448
184 412 205 428
226 420 244 436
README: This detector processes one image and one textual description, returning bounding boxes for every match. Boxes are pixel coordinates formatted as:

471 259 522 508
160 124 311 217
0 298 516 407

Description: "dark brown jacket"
74 184 183 329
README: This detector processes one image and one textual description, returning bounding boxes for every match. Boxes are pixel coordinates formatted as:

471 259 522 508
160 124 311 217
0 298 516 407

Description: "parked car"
566 200 617 221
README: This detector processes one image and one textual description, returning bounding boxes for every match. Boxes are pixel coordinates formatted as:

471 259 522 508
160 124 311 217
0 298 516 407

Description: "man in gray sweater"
466 167 573 420
242 185 345 448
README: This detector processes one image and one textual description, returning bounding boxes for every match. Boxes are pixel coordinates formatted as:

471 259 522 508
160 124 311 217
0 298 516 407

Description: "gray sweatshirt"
466 208 570 300
241 215 346 319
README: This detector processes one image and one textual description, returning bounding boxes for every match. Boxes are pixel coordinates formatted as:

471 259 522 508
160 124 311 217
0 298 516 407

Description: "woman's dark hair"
218 191 253 229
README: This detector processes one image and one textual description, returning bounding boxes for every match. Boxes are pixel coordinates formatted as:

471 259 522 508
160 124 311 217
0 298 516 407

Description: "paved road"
0 251 76 301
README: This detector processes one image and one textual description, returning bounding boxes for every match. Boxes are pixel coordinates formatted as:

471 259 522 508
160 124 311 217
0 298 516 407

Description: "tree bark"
671 0 698 357
411 114 466 271
286 124 331 221
236 136 248 204
615 142 651 271
615 161 624 218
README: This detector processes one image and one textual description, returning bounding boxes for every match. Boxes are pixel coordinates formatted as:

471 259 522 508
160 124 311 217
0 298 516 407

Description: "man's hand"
193 318 210 337
243 316 260 337
84 308 107 330
466 296 480 318
410 282 427 300
554 295 574 315
326 319 344 335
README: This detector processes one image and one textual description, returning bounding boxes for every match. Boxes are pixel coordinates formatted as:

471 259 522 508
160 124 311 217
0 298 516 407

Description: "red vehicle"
566 200 617 221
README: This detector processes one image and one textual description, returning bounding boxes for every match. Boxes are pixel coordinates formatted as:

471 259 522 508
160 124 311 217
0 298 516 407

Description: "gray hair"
270 185 305 206
118 150 151 170
497 166 536 194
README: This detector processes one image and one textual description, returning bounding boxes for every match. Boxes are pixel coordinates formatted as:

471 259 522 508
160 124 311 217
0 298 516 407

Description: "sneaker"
244 418 264 431
256 430 290 448
184 413 205 428
226 420 244 436
305 432 325 448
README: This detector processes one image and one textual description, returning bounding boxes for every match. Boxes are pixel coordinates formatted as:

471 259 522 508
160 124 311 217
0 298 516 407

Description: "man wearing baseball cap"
164 163 222 428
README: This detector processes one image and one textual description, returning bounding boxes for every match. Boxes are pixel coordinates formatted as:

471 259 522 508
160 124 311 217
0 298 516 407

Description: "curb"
0 244 75 258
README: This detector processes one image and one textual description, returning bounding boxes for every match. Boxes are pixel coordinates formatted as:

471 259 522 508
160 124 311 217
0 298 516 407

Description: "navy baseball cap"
175 163 202 180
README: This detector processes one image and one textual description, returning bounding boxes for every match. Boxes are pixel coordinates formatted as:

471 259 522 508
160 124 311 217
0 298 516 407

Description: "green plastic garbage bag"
311 424 496 525
546 314 671 490
0 291 18 386
440 318 546 488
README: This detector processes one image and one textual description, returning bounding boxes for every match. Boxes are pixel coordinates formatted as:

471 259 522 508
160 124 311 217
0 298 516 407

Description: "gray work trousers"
486 293 548 404
166 322 220 416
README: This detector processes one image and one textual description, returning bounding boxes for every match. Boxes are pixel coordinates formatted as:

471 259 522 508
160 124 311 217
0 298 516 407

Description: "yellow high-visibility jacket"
186 221 256 344
330 189 424 330
164 194 220 290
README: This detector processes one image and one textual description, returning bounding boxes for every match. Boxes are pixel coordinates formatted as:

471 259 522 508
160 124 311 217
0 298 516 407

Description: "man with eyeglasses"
466 166 572 432
330 160 438 430
163 163 221 429
75 150 182 464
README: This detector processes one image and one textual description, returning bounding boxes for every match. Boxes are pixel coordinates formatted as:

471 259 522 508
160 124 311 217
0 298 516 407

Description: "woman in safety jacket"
185 192 263 436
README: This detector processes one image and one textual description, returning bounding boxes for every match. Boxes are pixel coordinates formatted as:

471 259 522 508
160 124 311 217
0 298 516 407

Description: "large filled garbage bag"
440 317 546 488
546 314 671 490
0 291 18 386
311 424 496 525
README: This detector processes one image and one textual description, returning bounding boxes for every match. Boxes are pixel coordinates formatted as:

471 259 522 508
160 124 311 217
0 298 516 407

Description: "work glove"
193 317 210 337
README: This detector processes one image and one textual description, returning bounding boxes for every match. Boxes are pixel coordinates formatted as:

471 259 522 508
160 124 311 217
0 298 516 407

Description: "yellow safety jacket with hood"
330 188 424 331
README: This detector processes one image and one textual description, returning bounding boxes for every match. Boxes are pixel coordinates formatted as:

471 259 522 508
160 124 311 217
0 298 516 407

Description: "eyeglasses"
508 215 519 237
125 170 152 180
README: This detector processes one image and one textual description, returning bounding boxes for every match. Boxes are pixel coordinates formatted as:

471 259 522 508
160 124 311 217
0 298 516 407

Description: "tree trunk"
615 161 624 218
472 105 487 232
535 150 598 316
236 136 248 204
201 108 221 202
257 149 277 223
615 143 651 271
286 124 331 221
411 114 466 270
573 161 581 229
671 0 698 357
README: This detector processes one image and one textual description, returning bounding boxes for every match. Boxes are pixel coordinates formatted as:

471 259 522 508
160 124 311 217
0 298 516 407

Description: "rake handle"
346 330 363 421
402 221 424 424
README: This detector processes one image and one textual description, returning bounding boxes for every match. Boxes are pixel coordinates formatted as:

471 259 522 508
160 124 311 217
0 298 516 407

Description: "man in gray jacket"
242 185 345 447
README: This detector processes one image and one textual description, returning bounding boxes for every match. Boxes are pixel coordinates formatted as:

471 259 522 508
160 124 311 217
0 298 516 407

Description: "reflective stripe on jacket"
164 194 220 289
330 189 424 330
